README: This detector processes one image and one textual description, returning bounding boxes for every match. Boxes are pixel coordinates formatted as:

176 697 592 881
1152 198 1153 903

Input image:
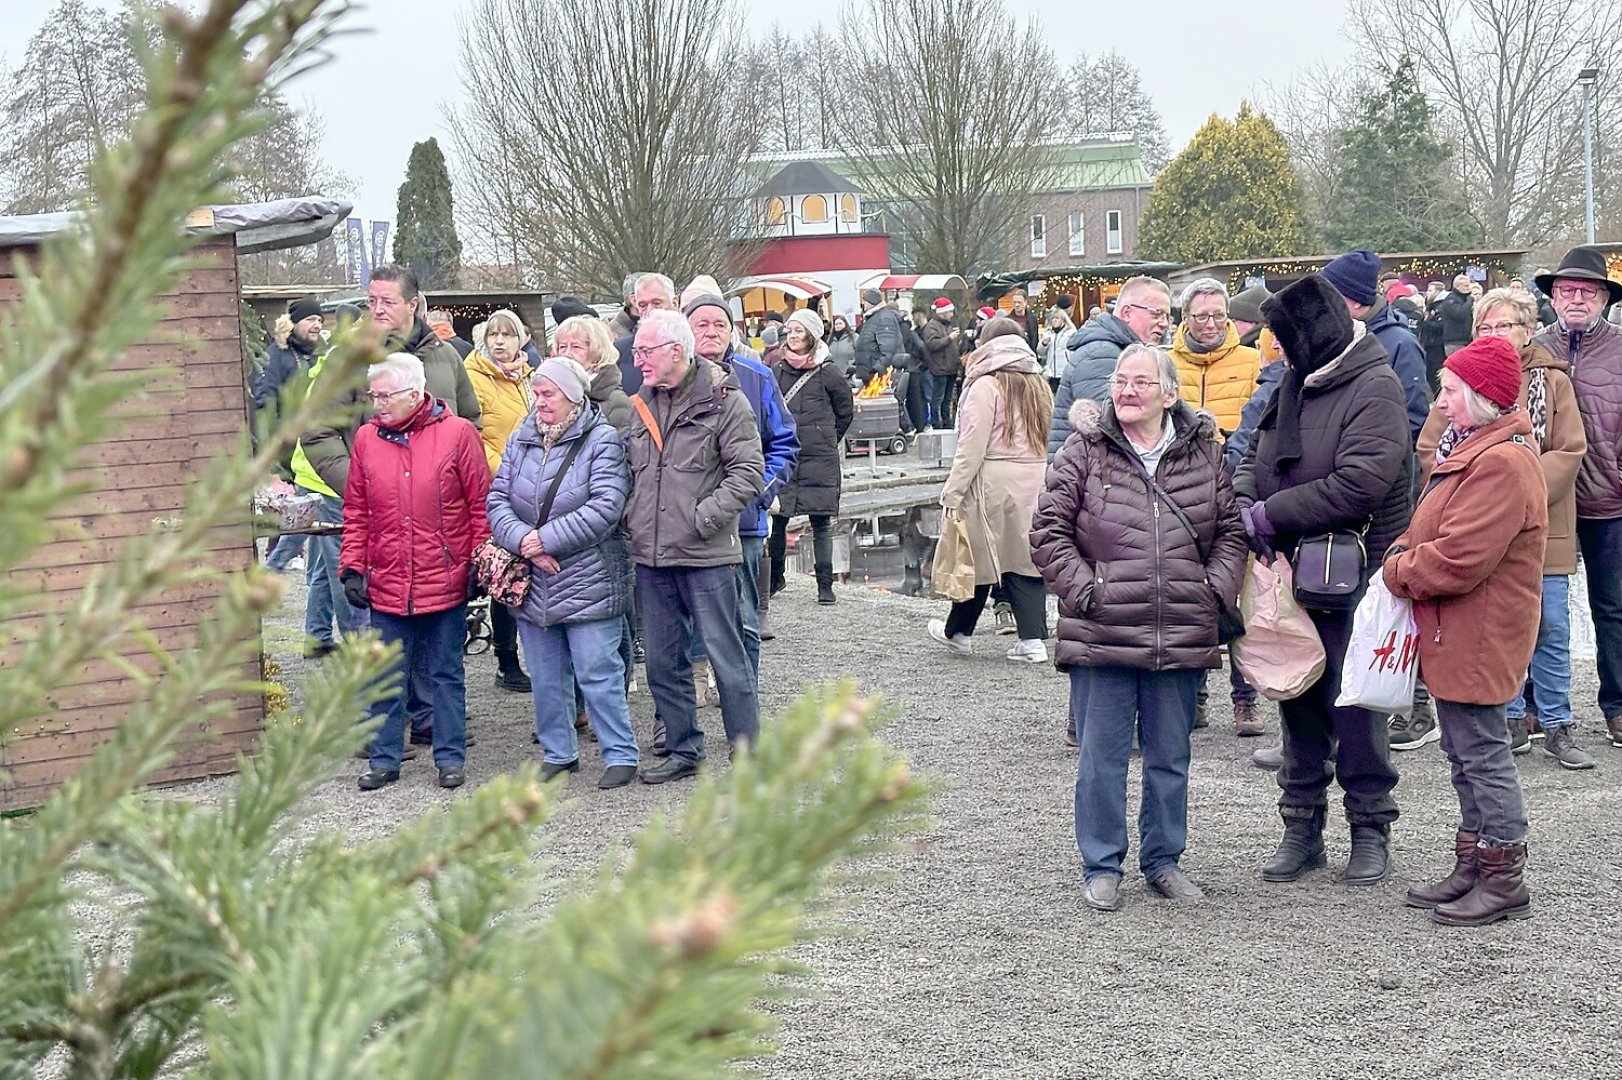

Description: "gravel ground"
211 568 1622 1078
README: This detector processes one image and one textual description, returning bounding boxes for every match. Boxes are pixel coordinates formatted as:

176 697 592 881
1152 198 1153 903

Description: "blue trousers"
1504 574 1573 729
519 616 637 768
1070 665 1200 882
639 563 759 763
689 534 764 679
302 490 363 644
1577 518 1622 717
368 605 467 771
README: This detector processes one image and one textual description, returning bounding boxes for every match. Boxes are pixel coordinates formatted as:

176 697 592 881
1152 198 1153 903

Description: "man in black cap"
1533 246 1622 749
252 296 325 426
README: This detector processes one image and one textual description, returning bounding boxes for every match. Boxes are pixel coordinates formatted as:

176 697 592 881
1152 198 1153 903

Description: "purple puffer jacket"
1535 319 1622 520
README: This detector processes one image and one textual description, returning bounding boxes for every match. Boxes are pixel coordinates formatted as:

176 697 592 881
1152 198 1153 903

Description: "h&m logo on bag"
1369 629 1420 675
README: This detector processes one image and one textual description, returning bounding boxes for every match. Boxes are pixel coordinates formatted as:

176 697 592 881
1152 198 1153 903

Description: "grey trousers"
1436 697 1529 846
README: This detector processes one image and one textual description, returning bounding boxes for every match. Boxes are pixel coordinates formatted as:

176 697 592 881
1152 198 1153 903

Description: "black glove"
339 568 369 610
466 565 485 602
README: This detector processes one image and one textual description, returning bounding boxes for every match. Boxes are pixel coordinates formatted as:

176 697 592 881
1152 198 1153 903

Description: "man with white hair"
625 310 766 784
613 271 678 395
1049 275 1173 455
340 353 491 792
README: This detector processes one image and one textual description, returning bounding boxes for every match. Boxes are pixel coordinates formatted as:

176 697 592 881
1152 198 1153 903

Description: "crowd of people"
250 243 1622 927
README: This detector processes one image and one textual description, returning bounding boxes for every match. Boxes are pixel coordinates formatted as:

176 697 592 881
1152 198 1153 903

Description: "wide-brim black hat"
1535 245 1622 305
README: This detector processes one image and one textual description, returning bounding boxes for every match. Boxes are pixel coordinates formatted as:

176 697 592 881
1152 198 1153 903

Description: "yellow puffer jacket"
464 351 533 475
1171 322 1260 440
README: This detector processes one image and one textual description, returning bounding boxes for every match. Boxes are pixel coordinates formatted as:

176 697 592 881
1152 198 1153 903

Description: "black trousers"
945 573 1047 639
491 598 518 653
1277 605 1400 825
768 513 833 567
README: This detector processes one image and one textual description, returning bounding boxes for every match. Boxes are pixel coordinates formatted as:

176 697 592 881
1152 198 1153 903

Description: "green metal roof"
746 138 1150 194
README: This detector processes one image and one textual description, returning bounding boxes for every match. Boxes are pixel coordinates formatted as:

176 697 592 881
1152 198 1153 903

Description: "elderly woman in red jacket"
1383 336 1547 926
340 353 491 793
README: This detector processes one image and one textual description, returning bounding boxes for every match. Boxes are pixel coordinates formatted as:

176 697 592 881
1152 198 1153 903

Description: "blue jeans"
1504 574 1572 730
1578 517 1622 717
919 370 939 427
368 605 467 771
1070 665 1200 882
266 532 306 571
303 490 363 644
638 563 759 763
688 534 764 680
518 616 637 768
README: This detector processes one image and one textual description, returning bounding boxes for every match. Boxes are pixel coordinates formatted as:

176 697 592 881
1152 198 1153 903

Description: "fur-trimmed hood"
1067 396 1218 445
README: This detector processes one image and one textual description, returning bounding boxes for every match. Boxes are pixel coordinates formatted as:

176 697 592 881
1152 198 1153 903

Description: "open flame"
856 370 893 399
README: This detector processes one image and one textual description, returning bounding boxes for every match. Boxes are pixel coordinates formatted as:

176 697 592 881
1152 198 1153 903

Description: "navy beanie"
1319 250 1382 307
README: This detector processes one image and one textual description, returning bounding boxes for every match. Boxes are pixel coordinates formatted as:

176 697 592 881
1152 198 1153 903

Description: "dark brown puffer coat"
1031 398 1248 672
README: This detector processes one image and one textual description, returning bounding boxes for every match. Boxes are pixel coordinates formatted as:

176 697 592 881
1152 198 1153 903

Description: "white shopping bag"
1335 568 1420 715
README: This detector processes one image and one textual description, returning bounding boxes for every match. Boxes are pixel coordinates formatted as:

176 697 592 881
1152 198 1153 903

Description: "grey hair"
622 272 643 301
1178 276 1229 312
1114 343 1180 396
368 352 426 393
1116 275 1171 308
1452 378 1503 427
635 272 676 301
637 308 695 359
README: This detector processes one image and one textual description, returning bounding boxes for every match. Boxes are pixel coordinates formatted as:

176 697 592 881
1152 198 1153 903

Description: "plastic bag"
930 508 976 601
1335 568 1420 715
1231 556 1327 701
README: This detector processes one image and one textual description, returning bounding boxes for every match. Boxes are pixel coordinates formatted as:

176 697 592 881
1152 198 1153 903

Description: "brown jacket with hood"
1384 410 1548 706
1415 342 1583 574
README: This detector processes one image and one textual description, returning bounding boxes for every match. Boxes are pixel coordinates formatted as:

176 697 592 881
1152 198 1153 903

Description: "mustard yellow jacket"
1171 323 1260 440
464 351 534 475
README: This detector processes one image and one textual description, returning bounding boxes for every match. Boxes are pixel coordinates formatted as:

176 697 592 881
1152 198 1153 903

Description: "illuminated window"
801 194 829 223
765 197 786 226
839 194 857 224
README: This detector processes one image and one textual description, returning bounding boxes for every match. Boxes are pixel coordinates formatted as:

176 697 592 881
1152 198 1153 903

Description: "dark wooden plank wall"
1 236 264 811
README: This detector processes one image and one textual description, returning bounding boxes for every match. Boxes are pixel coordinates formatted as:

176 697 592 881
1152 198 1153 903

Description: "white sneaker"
927 618 972 655
1006 638 1047 664
627 676 639 694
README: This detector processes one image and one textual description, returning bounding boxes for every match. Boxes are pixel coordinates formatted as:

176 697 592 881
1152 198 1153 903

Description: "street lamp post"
1578 67 1600 245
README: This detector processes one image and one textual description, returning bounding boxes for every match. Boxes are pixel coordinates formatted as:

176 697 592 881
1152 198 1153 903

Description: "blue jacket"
1048 312 1140 457
1223 361 1286 475
1365 301 1431 442
614 333 644 395
719 347 800 537
486 405 632 627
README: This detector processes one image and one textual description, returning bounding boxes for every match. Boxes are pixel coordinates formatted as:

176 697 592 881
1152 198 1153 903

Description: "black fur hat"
1260 274 1354 374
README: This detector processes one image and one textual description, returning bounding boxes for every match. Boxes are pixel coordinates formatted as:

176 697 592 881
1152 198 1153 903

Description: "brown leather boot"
1430 843 1532 926
1404 829 1478 909
1233 699 1265 737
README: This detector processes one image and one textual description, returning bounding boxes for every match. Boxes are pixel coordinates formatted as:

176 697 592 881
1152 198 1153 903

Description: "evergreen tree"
1321 56 1482 252
0 4 925 1077
393 137 463 288
1137 104 1312 265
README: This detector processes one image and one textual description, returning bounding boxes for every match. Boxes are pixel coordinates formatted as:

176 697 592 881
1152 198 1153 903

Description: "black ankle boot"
768 553 786 596
494 647 531 692
1262 811 1326 882
1344 823 1391 886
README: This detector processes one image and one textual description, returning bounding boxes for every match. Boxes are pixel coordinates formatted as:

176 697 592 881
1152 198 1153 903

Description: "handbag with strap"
477 433 590 605
1292 526 1368 611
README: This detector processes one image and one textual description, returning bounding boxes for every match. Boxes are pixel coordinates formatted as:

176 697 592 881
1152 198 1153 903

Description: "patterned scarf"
1434 422 1477 465
539 405 580 450
1525 366 1548 448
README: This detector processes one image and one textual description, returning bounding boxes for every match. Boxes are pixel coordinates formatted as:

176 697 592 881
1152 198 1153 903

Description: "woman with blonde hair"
927 317 1055 662
553 314 631 435
465 308 534 693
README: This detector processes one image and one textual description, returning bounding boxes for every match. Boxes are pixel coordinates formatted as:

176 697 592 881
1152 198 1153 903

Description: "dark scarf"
1272 366 1310 469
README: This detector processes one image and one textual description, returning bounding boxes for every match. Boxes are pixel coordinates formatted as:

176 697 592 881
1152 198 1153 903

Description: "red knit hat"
932 296 955 313
1443 336 1521 410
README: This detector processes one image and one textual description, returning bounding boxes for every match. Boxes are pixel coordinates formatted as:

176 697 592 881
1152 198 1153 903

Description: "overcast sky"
4 0 1354 223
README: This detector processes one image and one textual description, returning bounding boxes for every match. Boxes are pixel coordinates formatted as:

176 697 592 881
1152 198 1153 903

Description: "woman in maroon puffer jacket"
340 353 491 794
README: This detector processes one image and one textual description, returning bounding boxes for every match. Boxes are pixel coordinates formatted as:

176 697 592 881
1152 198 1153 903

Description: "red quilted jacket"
340 396 492 616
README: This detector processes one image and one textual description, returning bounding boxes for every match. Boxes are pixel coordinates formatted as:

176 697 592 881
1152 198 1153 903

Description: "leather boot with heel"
1405 829 1478 908
1431 842 1531 925
1262 811 1326 882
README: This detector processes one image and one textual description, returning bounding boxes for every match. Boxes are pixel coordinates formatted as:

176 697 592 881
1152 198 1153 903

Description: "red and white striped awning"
858 273 968 292
727 274 832 300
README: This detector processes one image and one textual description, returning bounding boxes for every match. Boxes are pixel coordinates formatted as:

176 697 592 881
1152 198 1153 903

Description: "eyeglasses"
1475 320 1527 336
1111 377 1161 394
631 341 681 359
1188 312 1227 325
1120 302 1171 324
1553 283 1603 300
366 387 415 404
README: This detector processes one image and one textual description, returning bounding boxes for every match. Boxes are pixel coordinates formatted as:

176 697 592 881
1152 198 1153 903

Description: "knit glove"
1240 502 1276 558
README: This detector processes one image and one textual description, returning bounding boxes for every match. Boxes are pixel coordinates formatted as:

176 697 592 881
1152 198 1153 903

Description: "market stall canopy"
859 273 968 292
0 196 353 254
727 274 832 300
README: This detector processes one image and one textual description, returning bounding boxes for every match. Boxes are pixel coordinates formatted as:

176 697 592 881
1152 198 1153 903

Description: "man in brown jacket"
625 309 765 784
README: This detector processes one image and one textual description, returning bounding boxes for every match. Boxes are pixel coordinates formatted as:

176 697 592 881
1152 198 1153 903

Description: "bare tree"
0 0 150 214
830 0 1060 277
1060 51 1170 173
448 0 764 296
232 94 354 285
1350 0 1622 245
1258 61 1377 238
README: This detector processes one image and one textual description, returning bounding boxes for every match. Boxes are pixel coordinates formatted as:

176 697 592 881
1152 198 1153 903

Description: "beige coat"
940 337 1049 582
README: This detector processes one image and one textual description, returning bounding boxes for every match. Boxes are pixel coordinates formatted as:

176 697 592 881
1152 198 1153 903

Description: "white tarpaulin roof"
0 197 352 254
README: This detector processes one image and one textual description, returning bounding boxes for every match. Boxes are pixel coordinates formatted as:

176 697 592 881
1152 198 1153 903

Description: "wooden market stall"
0 197 350 811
